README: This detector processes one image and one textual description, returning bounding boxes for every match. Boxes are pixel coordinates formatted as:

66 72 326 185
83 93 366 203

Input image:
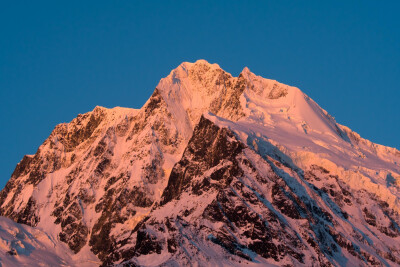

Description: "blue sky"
1 1 399 188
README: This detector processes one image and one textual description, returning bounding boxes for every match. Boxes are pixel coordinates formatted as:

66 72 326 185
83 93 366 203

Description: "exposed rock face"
1 60 400 266
161 117 245 205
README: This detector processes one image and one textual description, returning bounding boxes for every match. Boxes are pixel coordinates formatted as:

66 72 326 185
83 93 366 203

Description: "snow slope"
0 216 100 266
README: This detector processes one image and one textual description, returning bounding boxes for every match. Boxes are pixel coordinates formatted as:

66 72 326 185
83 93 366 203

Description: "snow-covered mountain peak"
180 59 222 70
162 59 224 85
156 61 399 168
157 60 341 142
240 66 251 75
155 60 244 139
1 60 400 266
154 60 400 212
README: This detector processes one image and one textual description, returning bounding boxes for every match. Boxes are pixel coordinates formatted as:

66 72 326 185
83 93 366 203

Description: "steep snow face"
241 68 340 136
239 67 399 170
0 216 99 266
0 59 399 266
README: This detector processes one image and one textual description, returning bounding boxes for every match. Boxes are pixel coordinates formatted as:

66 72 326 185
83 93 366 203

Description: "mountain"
1 60 399 266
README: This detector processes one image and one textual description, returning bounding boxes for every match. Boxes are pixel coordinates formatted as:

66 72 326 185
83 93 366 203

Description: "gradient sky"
1 1 399 189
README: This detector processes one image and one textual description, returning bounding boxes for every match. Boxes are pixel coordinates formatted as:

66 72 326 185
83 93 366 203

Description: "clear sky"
1 1 399 189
